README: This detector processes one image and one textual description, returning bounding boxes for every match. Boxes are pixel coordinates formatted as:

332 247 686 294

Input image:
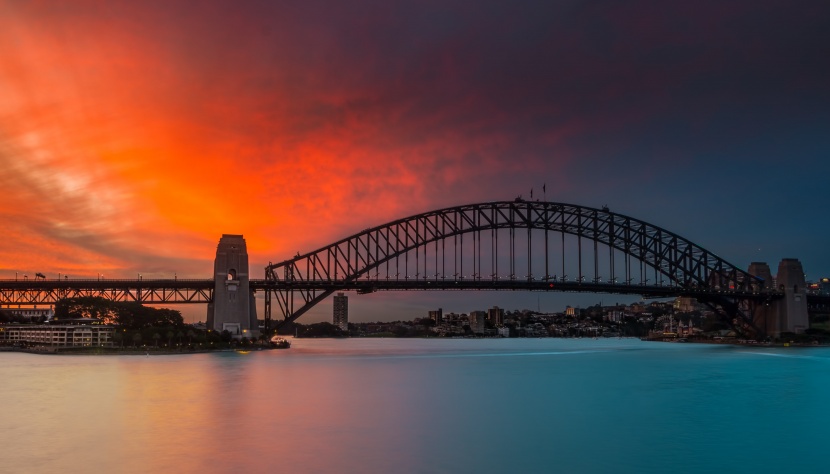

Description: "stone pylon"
775 258 808 336
748 262 776 336
746 259 809 338
206 234 259 339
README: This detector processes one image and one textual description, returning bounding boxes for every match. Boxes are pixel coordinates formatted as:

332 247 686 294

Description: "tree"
54 297 184 329
112 331 123 348
166 330 175 347
153 333 161 347
132 333 142 347
54 296 119 322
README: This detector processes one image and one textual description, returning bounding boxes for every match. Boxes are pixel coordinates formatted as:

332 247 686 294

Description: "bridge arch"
265 200 764 329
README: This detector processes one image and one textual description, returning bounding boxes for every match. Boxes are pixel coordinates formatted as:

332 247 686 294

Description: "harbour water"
2 338 830 473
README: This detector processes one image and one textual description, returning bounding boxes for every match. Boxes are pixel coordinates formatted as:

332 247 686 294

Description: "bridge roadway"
0 277 802 306
0 279 214 305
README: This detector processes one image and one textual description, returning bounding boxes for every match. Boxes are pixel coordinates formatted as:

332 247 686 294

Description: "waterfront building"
487 306 504 325
1 323 114 348
565 306 576 317
333 292 348 331
469 311 486 334
605 310 624 322
1 306 54 321
673 297 702 313
428 308 443 324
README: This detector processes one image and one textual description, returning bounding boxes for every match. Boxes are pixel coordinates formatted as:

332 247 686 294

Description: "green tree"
54 297 184 329
54 296 118 322
153 333 161 347
132 333 142 347
166 330 174 347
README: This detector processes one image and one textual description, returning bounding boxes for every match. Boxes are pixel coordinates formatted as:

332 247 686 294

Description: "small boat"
269 336 291 349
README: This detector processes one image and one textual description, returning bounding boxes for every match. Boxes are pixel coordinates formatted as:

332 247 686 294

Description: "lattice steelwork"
0 280 213 305
265 200 774 331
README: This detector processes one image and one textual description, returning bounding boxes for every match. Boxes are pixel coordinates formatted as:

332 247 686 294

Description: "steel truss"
265 200 779 334
0 279 213 305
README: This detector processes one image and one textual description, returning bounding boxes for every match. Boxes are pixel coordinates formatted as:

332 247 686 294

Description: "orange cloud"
0 1 581 282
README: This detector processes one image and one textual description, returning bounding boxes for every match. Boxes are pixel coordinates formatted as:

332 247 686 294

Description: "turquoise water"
2 338 829 473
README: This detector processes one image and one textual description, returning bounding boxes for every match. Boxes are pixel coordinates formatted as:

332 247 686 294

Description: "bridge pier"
774 258 809 336
748 259 808 338
748 262 776 336
206 234 259 339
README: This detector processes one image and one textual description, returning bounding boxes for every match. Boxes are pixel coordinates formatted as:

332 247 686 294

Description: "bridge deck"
0 279 214 305
0 278 788 305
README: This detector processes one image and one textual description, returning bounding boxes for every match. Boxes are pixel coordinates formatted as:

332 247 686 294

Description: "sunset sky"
2 0 828 322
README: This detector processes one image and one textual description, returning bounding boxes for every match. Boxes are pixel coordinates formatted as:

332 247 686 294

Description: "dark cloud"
1 0 828 319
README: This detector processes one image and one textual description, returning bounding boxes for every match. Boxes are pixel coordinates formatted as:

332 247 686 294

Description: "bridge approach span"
0 279 214 305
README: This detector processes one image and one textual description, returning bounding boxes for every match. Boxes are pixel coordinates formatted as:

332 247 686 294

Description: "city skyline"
2 0 828 322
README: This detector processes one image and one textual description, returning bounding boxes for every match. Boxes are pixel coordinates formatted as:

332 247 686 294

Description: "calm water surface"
2 338 830 473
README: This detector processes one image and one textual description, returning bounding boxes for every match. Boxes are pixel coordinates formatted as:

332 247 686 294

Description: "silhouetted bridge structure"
2 200 828 337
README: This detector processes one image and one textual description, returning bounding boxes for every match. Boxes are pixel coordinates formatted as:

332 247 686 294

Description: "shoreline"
3 337 827 355
0 345 287 356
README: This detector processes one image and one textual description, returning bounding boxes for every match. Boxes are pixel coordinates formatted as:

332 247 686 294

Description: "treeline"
54 297 184 329
277 321 348 338
0 310 33 324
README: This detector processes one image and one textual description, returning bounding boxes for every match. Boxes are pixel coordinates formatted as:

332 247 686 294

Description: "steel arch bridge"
264 200 778 334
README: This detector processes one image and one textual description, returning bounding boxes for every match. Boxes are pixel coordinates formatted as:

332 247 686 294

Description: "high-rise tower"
207 234 258 339
333 292 348 331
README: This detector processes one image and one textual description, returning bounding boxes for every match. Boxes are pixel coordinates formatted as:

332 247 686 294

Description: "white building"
1 324 114 347
606 310 624 322
2 307 54 321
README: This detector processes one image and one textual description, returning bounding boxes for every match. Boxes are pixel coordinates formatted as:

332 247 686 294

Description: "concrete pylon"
747 262 776 336
775 258 808 336
206 234 259 339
